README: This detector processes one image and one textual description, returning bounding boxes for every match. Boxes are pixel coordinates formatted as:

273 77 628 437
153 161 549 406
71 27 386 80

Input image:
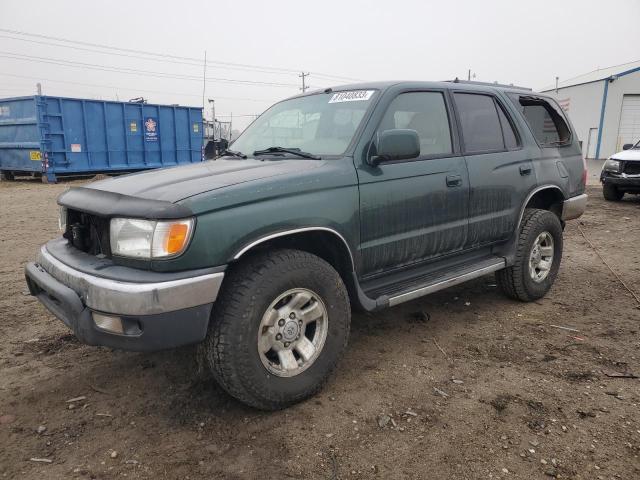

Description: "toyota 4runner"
25 81 588 410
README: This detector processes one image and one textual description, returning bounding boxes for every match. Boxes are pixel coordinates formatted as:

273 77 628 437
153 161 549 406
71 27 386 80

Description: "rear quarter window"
509 94 571 147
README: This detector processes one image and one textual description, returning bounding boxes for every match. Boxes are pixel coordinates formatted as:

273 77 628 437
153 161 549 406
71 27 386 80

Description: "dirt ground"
1 177 639 480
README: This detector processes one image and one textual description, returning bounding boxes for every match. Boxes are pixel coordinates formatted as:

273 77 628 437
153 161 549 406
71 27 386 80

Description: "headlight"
603 159 621 172
110 218 194 259
58 206 67 233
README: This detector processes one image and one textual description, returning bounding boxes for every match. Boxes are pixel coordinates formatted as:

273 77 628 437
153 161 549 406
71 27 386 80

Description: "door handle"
519 165 532 176
446 174 462 187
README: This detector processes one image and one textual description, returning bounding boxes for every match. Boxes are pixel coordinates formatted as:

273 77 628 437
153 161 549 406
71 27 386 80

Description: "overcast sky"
1 0 639 130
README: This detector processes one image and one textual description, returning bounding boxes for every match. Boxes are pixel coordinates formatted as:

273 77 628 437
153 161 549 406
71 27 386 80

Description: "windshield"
230 90 377 157
634 140 640 150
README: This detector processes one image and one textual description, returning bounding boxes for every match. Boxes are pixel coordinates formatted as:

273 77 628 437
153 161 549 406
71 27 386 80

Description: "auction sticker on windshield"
329 90 375 103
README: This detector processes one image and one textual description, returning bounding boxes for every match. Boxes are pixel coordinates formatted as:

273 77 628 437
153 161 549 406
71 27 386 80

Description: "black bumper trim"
601 174 640 189
25 262 213 352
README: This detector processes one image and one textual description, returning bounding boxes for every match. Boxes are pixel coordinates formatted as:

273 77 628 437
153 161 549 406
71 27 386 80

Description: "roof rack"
445 78 532 91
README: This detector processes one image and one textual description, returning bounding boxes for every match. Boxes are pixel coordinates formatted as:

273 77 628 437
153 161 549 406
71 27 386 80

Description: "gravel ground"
1 177 639 480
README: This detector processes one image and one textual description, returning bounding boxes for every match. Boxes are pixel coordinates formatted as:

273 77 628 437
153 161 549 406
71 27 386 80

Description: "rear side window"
377 92 452 157
510 95 571 147
454 93 505 153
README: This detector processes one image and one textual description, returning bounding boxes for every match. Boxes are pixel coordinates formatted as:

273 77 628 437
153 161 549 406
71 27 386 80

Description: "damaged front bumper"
25 239 225 351
600 172 640 192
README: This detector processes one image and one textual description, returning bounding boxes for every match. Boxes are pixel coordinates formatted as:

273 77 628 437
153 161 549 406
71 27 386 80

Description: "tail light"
581 156 588 187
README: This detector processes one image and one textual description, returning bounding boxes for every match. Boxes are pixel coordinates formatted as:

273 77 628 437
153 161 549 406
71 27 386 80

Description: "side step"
364 257 506 308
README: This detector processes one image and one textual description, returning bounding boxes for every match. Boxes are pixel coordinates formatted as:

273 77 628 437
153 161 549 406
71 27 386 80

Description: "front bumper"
561 193 588 221
25 239 225 351
601 172 640 190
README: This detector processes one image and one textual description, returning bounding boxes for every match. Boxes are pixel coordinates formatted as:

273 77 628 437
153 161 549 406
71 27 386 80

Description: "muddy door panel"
464 149 536 247
358 156 469 276
452 91 538 248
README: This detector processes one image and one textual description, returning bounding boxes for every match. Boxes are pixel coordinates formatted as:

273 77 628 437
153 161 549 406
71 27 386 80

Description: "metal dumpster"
0 96 203 182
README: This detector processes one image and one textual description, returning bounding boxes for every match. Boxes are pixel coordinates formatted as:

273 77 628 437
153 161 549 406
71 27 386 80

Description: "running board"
386 259 505 307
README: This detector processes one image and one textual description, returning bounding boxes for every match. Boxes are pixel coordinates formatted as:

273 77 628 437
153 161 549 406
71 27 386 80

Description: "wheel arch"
519 185 566 227
496 185 567 266
231 227 369 309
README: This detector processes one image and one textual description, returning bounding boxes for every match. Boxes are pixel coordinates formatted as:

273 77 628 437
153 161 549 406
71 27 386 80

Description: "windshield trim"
229 88 381 158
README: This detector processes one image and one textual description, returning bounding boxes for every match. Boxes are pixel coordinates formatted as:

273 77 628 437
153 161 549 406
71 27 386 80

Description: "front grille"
623 161 640 175
64 209 111 257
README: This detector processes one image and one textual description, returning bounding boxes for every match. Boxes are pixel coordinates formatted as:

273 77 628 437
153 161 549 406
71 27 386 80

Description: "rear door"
452 91 536 248
357 90 469 276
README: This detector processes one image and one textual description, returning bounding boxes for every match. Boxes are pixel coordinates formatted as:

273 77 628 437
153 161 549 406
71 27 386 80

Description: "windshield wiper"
253 146 320 160
219 149 247 159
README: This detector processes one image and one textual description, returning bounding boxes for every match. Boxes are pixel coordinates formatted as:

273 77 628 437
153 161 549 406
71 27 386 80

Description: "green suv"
25 81 588 409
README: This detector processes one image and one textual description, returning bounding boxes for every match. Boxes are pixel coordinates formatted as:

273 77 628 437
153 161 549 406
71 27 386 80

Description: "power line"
0 51 301 88
0 72 280 103
0 34 313 77
0 28 363 83
0 28 300 74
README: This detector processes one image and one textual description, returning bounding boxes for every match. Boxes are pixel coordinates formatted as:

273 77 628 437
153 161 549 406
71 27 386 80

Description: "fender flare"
232 226 356 270
515 184 565 233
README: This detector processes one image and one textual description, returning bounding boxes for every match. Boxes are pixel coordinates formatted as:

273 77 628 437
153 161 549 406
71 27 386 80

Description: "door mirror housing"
369 129 420 166
623 143 634 151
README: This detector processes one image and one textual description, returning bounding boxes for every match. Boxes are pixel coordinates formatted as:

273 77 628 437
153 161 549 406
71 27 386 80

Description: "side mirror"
369 129 420 166
623 143 634 151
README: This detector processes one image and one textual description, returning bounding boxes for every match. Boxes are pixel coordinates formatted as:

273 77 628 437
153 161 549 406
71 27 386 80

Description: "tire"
497 208 563 302
0 171 14 181
200 249 351 410
603 183 624 201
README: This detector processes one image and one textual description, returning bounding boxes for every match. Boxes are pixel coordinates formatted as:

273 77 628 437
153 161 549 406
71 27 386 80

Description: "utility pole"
229 112 233 142
201 50 207 110
467 69 471 81
208 99 216 139
299 72 310 92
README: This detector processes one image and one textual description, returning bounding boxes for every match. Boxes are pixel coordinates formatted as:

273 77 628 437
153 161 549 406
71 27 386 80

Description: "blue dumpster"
0 96 203 182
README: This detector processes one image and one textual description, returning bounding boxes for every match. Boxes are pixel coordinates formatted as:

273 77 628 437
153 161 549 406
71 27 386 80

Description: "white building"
540 61 640 159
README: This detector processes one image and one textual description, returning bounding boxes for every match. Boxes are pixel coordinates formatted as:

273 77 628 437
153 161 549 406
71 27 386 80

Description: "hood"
611 148 640 161
85 158 324 203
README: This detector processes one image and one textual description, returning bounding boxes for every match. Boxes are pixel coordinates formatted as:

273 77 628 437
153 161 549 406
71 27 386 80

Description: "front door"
357 91 469 277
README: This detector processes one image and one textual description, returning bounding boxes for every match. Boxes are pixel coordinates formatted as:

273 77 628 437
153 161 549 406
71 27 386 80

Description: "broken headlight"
602 159 621 173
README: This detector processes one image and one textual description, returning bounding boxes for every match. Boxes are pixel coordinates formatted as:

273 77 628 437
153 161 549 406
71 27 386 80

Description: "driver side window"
377 92 453 157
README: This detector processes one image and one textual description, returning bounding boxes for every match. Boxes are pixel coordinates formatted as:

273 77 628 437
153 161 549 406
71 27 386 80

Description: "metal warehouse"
540 60 640 160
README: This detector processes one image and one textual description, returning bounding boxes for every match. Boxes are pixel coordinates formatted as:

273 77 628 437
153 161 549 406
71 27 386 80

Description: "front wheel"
497 209 563 302
603 183 624 201
201 249 351 410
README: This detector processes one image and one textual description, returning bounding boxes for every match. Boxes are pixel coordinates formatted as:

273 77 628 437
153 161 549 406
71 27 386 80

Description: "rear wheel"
497 208 563 302
201 249 351 410
603 183 624 201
